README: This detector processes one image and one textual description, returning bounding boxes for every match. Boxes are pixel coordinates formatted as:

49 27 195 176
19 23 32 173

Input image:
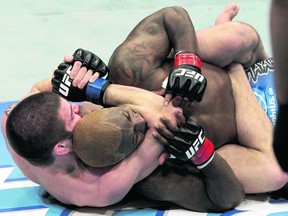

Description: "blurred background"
0 0 271 101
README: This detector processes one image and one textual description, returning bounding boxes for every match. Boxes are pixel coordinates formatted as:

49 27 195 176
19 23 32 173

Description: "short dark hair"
6 92 72 167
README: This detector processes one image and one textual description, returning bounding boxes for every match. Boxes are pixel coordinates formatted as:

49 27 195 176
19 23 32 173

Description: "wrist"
174 51 202 70
190 137 215 169
86 78 110 105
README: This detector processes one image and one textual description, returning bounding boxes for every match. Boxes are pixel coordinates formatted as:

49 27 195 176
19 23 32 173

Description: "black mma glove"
52 63 110 105
166 118 215 169
72 48 109 77
165 51 207 102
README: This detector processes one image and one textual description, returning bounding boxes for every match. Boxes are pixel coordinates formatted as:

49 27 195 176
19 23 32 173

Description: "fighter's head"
73 106 146 167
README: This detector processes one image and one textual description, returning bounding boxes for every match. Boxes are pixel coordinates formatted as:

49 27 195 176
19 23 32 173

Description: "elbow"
181 187 245 212
210 188 245 212
161 6 190 20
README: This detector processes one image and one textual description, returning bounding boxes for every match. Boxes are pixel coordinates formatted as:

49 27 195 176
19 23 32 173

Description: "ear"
53 139 72 155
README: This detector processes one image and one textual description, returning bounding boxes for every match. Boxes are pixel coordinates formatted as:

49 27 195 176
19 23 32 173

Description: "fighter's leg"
197 21 267 68
214 3 240 25
217 63 288 193
133 153 244 212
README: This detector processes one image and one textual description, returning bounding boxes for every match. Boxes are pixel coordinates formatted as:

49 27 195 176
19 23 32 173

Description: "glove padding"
52 62 110 105
166 67 207 102
166 118 215 169
72 48 109 77
166 52 207 102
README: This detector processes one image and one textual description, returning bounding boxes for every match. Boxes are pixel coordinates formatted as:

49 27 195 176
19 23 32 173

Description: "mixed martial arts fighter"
105 5 288 197
54 4 287 209
1 5 246 211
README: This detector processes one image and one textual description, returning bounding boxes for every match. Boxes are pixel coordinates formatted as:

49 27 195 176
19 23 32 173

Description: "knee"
226 22 264 67
265 161 288 191
212 190 245 212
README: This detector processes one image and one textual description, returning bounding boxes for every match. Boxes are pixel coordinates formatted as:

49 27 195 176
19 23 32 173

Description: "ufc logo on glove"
59 65 73 97
185 130 205 158
173 68 205 82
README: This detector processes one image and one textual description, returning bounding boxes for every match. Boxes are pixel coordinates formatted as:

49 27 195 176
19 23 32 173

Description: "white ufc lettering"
174 68 205 82
185 130 205 158
59 66 72 97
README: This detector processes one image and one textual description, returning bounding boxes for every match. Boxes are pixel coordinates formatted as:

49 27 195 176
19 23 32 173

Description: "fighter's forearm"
103 83 183 128
199 153 245 211
104 84 158 107
162 6 199 54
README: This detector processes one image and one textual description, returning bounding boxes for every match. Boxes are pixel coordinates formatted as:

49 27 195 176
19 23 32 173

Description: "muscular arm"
59 130 167 208
108 6 199 90
133 154 244 212
104 84 183 127
216 64 288 193
162 6 198 54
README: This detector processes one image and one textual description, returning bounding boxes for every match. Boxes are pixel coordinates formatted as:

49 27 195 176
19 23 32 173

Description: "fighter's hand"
153 117 215 169
164 52 207 106
64 48 110 89
52 62 110 105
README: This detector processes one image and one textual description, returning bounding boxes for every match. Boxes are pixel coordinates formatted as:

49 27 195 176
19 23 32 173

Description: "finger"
179 97 190 107
155 122 174 139
158 152 169 165
164 93 172 106
171 96 182 107
89 72 100 83
70 61 82 80
152 131 169 145
175 111 186 124
160 116 179 132
78 69 93 89
64 55 74 63
73 66 88 87
190 100 198 108
82 52 92 67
